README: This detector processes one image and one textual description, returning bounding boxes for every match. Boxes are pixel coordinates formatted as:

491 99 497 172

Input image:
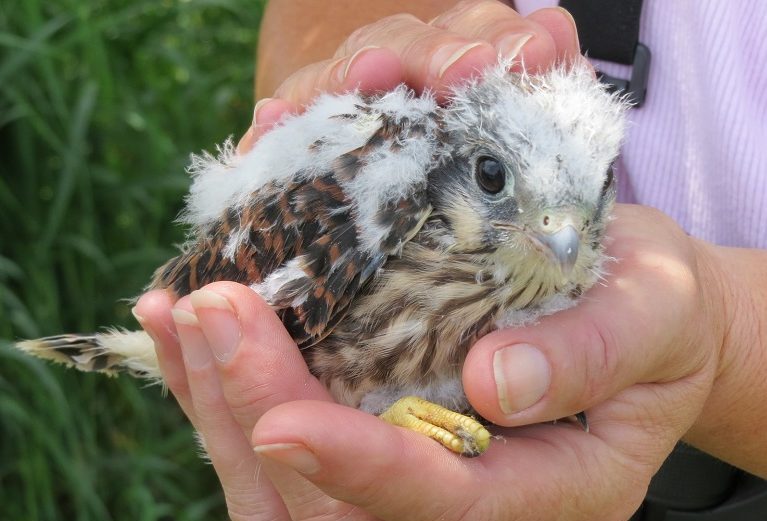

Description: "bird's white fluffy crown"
443 61 628 209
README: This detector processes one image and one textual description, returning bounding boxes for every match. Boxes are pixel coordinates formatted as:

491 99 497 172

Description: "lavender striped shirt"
516 0 767 248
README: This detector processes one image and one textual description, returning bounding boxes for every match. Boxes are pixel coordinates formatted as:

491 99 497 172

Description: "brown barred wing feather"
152 111 434 347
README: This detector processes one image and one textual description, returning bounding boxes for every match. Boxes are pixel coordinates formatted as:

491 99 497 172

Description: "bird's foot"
379 396 491 457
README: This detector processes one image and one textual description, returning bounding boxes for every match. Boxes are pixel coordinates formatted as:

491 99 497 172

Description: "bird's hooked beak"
534 224 580 276
492 212 583 276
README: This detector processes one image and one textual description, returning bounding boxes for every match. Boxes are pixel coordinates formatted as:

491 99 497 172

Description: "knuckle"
434 0 518 30
194 401 230 428
272 69 308 101
189 386 227 419
218 354 304 428
573 319 620 406
286 499 355 521
453 0 499 15
226 493 273 521
430 0 474 26
225 382 278 428
454 494 498 520
273 61 338 104
343 13 421 52
164 371 191 399
352 471 401 513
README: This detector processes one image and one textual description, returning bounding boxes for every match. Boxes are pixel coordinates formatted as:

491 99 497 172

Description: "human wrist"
690 238 730 382
683 241 767 476
678 238 730 449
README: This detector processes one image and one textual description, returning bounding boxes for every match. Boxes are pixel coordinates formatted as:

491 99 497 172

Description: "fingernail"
431 41 484 79
131 306 159 344
252 97 274 129
555 7 580 51
236 126 255 155
254 443 321 475
190 289 240 363
498 33 534 61
342 45 379 81
493 344 551 415
171 308 213 369
329 56 347 84
131 306 147 330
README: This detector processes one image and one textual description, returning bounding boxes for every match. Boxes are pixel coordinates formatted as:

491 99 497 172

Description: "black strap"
645 444 739 511
559 0 644 64
558 0 651 107
630 444 767 521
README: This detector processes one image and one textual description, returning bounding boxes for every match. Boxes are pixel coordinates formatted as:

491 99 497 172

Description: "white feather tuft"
250 257 310 307
181 86 441 254
494 293 578 329
443 60 629 209
98 329 160 379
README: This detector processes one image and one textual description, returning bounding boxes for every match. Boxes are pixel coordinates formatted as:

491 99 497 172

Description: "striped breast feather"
153 96 438 347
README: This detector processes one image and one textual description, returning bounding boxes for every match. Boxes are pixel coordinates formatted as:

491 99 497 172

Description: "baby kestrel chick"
18 61 627 456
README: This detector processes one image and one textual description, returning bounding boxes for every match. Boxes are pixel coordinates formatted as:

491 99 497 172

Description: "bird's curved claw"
575 411 589 432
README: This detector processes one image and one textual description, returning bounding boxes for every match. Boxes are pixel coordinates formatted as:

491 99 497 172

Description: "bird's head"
428 62 628 296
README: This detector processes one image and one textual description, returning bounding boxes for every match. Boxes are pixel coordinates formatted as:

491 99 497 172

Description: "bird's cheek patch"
443 197 488 250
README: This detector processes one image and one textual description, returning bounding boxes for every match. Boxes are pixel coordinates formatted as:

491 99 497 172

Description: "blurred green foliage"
0 0 265 518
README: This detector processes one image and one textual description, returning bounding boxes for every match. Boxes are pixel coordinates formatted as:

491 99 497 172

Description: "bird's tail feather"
15 329 160 381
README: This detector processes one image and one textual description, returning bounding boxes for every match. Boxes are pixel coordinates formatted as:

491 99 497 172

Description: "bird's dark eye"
601 166 615 196
475 156 506 194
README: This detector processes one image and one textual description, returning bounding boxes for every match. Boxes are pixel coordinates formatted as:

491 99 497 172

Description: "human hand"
237 0 582 153
133 203 727 520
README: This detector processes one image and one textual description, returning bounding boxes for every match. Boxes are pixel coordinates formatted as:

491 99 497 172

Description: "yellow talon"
379 396 491 456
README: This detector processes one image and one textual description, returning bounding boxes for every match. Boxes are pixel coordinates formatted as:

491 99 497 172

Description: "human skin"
133 1 767 519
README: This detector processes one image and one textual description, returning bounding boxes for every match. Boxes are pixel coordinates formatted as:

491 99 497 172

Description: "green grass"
0 0 265 518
